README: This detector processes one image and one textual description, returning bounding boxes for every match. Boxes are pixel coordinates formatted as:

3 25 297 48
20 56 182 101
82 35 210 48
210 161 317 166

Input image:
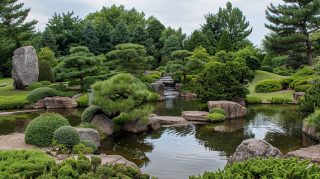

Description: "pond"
0 98 317 179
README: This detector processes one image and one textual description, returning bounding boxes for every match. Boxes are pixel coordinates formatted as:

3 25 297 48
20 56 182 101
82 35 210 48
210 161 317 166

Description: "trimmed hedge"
260 66 273 72
80 140 98 153
295 84 312 92
209 108 226 116
271 97 291 104
40 81 52 86
38 60 55 82
53 126 80 149
26 87 59 103
190 157 320 179
26 82 43 91
245 96 262 104
255 79 282 93
207 113 225 122
25 113 70 147
81 105 103 123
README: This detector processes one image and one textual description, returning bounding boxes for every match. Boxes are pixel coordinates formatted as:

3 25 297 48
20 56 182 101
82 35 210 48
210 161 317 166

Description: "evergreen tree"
218 31 232 52
130 25 147 45
112 21 129 45
146 16 165 49
161 35 182 57
185 30 211 52
39 28 57 53
95 21 113 54
81 23 99 55
265 0 320 66
55 46 102 91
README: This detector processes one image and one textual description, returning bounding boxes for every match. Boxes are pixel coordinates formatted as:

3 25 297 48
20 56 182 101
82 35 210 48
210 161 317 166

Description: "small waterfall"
155 76 179 99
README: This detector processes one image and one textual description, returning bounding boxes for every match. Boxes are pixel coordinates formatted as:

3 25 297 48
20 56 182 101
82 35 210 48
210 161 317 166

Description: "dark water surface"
0 98 317 179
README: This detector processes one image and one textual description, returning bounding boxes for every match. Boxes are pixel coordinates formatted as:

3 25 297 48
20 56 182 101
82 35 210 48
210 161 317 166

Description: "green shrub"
245 96 262 104
304 109 320 127
68 80 80 87
47 83 68 91
190 157 320 179
209 108 226 116
40 81 52 86
271 97 291 104
25 113 70 147
147 93 160 101
83 73 114 90
207 113 225 122
299 80 320 113
273 66 295 76
26 87 59 103
260 65 273 72
80 140 98 153
72 143 93 155
81 105 103 123
77 93 89 107
255 79 282 93
26 82 43 91
38 60 55 82
58 165 77 178
0 96 29 110
141 74 160 83
279 78 293 89
294 66 315 77
0 83 7 87
53 126 80 149
0 150 55 178
295 84 312 92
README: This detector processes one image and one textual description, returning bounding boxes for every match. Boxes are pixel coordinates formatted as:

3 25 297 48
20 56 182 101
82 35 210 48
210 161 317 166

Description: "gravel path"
0 133 37 150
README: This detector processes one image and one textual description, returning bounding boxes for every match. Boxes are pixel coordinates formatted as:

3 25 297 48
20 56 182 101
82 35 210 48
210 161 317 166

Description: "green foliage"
83 73 114 90
190 157 320 179
271 97 291 104
80 140 98 153
26 87 59 103
40 81 52 86
0 150 55 178
207 113 225 122
141 74 160 83
25 113 70 147
270 56 288 68
72 143 93 155
185 30 211 53
245 96 263 104
0 95 29 110
218 31 232 52
53 126 80 149
161 35 182 57
38 60 55 82
295 84 312 92
255 80 282 93
81 105 103 123
77 93 89 107
214 50 234 63
299 80 320 114
209 108 226 116
305 109 320 127
26 82 43 91
260 66 273 72
38 47 58 67
195 61 254 102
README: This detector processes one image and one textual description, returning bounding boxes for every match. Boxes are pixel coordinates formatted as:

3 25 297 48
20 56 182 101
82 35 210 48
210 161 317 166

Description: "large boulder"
151 82 165 96
182 111 209 121
12 46 39 89
42 97 78 109
123 118 161 134
91 114 114 137
152 116 189 126
75 128 100 147
208 101 247 119
302 121 320 141
228 139 282 164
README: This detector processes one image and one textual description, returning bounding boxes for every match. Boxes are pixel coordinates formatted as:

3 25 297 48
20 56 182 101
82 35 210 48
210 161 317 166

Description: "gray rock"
208 101 247 119
12 46 39 89
152 116 189 126
42 96 78 109
294 92 305 101
123 120 149 133
148 118 161 130
151 82 165 96
91 114 114 137
302 120 320 141
287 145 320 163
76 128 100 147
182 111 209 121
228 139 282 164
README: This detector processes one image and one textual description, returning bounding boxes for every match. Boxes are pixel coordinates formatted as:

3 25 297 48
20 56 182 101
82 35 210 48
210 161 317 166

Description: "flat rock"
228 138 282 164
152 116 189 126
208 101 247 119
34 96 78 109
12 46 39 89
75 128 100 147
91 114 114 137
287 145 320 163
182 111 209 121
99 154 139 170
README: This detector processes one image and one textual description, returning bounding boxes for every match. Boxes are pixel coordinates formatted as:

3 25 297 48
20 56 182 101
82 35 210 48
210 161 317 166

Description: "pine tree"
185 30 211 52
161 35 182 57
130 25 147 45
95 21 113 54
40 28 57 53
265 0 320 66
81 23 99 55
111 21 129 45
218 31 232 52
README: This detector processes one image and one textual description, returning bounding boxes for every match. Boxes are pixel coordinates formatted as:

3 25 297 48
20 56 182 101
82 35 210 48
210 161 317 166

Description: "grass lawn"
247 70 294 101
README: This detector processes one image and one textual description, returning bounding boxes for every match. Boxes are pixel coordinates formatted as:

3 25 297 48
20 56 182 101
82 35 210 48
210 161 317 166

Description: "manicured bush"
299 79 320 113
38 60 55 82
53 126 80 149
207 113 226 122
40 81 52 86
245 96 262 104
47 83 68 91
273 66 295 76
255 79 282 93
26 87 59 103
83 74 114 90
77 93 89 107
190 157 320 179
25 113 70 147
26 82 43 91
260 65 273 72
81 105 103 123
209 108 226 116
271 97 291 104
0 96 29 110
72 143 93 155
0 150 55 178
295 84 312 92
279 78 293 89
80 140 98 153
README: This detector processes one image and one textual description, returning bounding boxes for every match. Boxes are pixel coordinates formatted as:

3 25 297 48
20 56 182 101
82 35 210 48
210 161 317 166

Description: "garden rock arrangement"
151 82 165 97
228 138 282 164
123 118 161 133
302 120 320 141
208 101 247 119
287 145 320 163
75 128 100 147
182 111 209 121
33 96 78 109
12 46 39 89
152 116 189 126
91 114 114 137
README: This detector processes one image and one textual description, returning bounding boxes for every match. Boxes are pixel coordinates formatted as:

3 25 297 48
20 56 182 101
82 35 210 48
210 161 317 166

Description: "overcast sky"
21 0 282 46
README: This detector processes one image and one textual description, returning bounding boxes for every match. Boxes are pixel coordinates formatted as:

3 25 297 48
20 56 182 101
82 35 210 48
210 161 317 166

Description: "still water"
0 98 316 179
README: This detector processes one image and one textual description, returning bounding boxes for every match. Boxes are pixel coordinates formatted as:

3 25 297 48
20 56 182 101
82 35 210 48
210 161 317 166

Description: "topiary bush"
271 97 291 104
255 79 282 93
25 113 70 147
299 79 320 114
209 108 226 116
81 105 104 123
38 60 55 82
245 96 262 104
26 82 43 91
77 93 89 107
80 140 98 153
190 157 320 179
207 113 226 122
26 87 59 103
260 65 273 72
53 126 80 149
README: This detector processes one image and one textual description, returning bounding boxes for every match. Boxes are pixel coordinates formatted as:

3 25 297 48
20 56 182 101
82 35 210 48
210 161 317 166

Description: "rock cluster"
208 101 247 119
33 97 78 109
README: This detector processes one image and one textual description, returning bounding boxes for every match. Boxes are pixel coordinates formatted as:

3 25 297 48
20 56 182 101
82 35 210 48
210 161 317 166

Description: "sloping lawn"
247 70 294 101
0 78 29 110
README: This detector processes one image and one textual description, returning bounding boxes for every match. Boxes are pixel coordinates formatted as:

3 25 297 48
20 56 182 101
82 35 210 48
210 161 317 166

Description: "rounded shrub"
207 113 225 122
209 108 226 116
260 66 273 72
26 87 59 103
80 140 98 153
53 126 80 149
26 82 43 91
295 84 312 92
245 96 262 104
81 105 103 123
38 60 55 82
40 81 52 86
255 79 282 93
25 113 70 147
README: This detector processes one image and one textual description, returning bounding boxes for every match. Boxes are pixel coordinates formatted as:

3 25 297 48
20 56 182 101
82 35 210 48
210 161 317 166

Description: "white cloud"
21 0 282 45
